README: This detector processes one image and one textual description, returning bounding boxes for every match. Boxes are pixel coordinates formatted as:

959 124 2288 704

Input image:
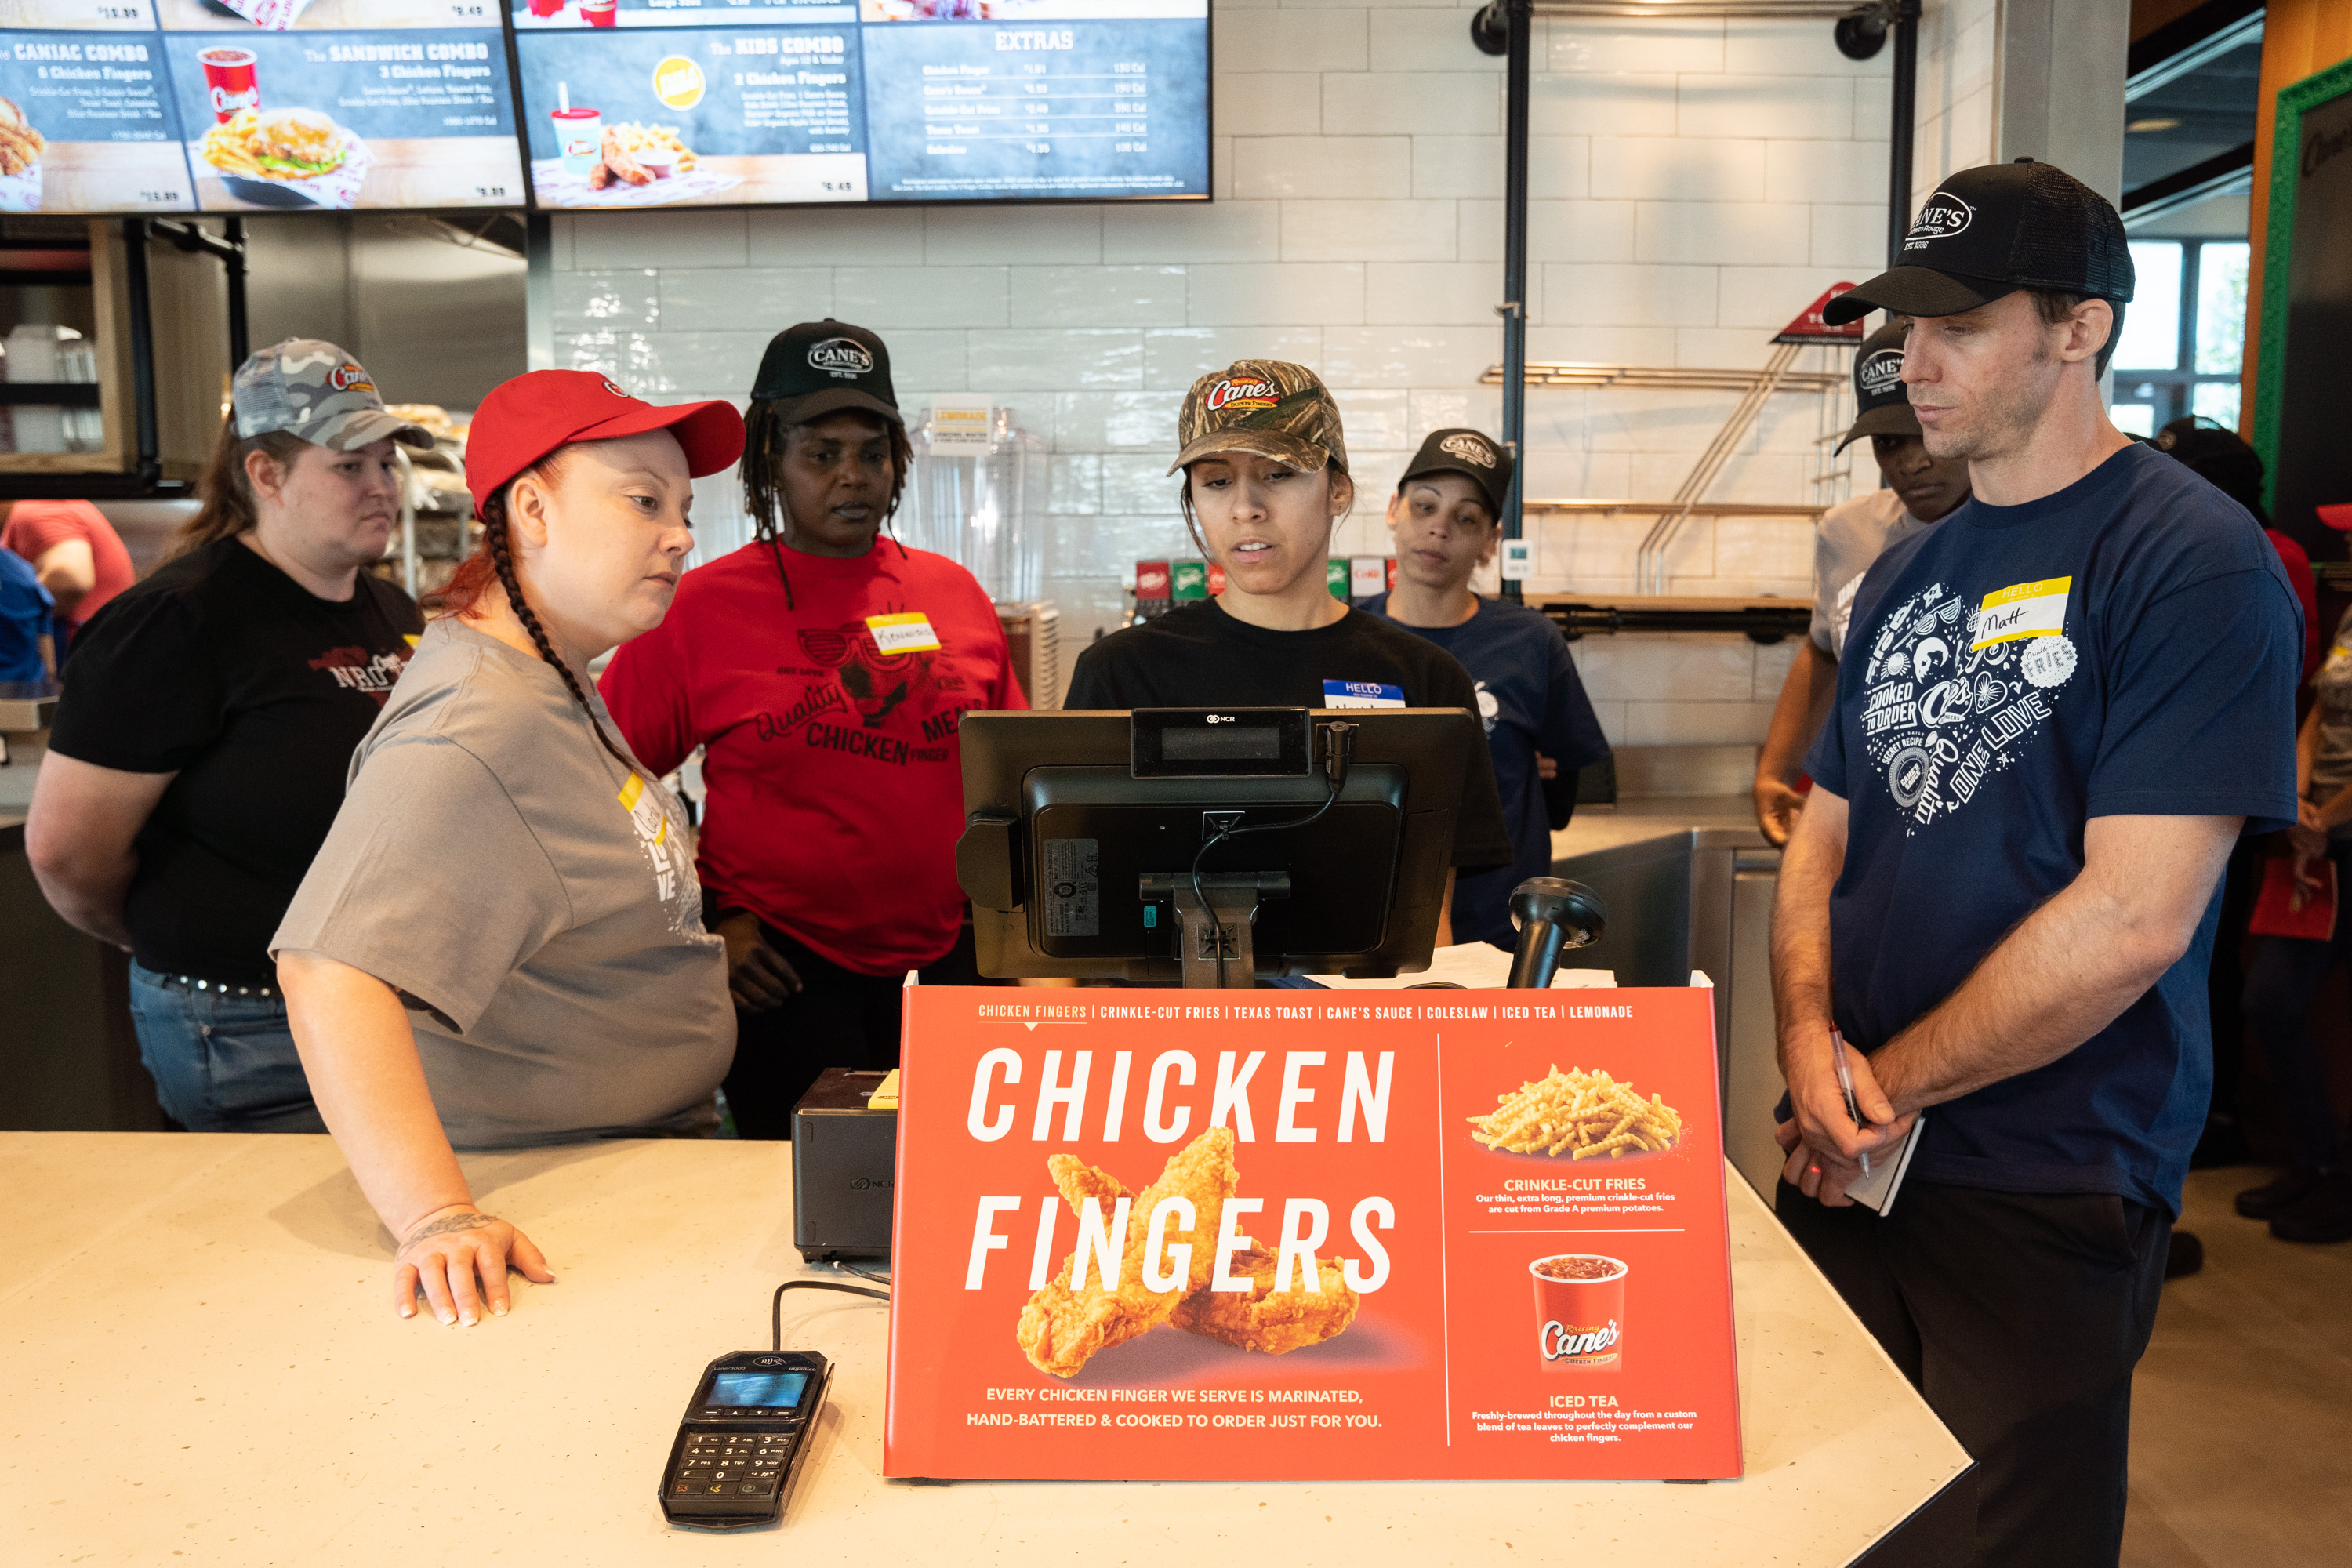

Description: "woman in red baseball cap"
269 370 745 1327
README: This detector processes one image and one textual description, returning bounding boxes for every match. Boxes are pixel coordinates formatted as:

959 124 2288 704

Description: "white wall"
540 0 2005 749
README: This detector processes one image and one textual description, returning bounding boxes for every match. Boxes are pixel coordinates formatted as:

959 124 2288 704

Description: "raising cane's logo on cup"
1531 1254 1626 1370
199 48 259 125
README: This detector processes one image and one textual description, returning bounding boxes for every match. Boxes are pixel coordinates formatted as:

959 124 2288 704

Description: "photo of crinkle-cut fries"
1468 1063 1683 1160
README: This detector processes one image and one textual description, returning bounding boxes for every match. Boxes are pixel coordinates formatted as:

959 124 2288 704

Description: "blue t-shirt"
1363 593 1612 944
0 546 53 683
1805 442 2301 1215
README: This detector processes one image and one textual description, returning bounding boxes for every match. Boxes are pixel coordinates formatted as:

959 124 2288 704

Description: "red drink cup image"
528 0 561 13
199 48 260 125
1531 1254 1626 1370
581 0 618 24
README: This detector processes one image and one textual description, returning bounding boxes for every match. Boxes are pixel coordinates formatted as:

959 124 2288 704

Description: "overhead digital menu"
0 0 523 214
511 0 1207 210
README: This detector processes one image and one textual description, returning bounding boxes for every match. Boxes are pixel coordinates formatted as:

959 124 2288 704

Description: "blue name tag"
1323 680 1406 709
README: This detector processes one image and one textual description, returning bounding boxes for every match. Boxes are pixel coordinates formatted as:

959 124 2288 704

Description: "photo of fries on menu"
887 987 1742 1483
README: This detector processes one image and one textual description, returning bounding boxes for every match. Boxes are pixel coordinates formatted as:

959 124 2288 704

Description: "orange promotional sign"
884 987 1743 1481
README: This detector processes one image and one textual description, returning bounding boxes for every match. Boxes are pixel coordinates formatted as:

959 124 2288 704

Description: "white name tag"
867 612 942 653
1971 576 2071 649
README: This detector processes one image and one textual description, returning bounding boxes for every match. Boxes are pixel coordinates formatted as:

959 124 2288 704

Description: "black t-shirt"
49 538 423 983
1064 599 1514 873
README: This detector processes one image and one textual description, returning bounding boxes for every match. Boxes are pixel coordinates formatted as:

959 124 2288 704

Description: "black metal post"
1472 0 1531 599
1887 0 1919 267
224 217 249 367
120 219 158 485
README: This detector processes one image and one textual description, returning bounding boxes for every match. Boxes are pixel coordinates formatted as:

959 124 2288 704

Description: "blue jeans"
128 962 327 1134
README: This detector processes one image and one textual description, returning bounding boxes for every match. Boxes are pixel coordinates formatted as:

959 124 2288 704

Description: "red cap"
464 369 746 514
2318 503 2352 532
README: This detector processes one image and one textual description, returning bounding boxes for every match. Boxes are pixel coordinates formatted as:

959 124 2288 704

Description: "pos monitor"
953 706 1479 988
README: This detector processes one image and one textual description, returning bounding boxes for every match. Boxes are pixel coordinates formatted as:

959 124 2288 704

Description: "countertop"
1552 795 1773 858
0 1131 1968 1566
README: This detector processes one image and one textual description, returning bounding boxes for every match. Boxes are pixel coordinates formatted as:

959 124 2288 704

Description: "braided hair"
739 399 913 609
437 462 637 773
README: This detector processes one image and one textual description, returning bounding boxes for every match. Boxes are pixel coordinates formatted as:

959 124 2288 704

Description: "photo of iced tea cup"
1530 1254 1626 1371
581 0 618 24
550 107 601 176
198 47 260 125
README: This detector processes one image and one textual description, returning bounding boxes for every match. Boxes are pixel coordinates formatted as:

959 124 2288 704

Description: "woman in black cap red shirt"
272 370 745 1327
601 320 1025 1139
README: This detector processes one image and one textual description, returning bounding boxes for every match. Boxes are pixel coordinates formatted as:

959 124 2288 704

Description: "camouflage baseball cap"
231 339 433 452
1168 359 1348 477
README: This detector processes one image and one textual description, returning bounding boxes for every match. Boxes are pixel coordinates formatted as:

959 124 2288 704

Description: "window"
2109 238 2250 434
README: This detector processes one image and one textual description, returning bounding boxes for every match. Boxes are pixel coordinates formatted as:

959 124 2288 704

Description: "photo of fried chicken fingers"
1016 1127 1237 1378
1170 1247 1362 1356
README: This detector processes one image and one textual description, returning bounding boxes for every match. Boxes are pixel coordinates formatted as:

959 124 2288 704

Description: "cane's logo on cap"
327 362 373 394
1857 348 1904 400
1203 375 1279 414
1439 433 1498 468
1905 193 1973 251
601 377 629 398
808 337 875 377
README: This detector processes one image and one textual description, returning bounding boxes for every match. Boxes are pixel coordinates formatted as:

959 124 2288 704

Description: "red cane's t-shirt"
601 539 1025 977
1 499 136 631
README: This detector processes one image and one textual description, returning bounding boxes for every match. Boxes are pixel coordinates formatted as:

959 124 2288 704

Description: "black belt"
154 973 277 1000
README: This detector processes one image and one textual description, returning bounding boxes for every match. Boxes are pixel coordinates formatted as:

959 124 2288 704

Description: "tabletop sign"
884 986 1742 1482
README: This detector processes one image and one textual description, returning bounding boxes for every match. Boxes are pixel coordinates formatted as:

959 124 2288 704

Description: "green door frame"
2252 54 2352 510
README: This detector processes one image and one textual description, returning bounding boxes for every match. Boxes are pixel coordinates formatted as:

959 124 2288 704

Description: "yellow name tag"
867 612 942 653
617 774 668 847
1971 576 2071 649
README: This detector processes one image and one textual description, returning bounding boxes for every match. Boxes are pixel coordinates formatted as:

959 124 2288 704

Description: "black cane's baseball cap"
1823 158 2135 325
750 318 902 426
1833 322 1921 454
1398 427 1514 517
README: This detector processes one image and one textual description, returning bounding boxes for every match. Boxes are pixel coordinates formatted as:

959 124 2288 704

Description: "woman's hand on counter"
715 913 801 1012
395 1203 554 1327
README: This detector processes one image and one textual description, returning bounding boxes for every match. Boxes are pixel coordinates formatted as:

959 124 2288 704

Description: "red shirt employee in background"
2 499 135 655
601 319 1025 1138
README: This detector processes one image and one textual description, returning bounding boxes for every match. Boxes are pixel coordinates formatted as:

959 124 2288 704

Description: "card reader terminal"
658 1350 832 1530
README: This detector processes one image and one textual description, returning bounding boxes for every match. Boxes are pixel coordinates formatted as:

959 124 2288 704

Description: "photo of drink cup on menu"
1531 1254 1626 1371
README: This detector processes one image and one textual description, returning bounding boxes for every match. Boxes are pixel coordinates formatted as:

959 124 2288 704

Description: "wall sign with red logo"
885 987 1742 1482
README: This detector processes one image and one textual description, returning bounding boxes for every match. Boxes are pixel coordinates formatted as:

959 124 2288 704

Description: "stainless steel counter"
1550 797 1788 1203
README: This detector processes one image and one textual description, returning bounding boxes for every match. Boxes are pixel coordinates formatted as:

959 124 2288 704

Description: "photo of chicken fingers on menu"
0 5 195 215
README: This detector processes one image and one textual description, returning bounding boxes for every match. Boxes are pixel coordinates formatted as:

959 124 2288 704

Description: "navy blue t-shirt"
1363 593 1612 945
1805 442 2300 1215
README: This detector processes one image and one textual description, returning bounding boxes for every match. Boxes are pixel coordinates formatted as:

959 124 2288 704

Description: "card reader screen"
707 1372 810 1410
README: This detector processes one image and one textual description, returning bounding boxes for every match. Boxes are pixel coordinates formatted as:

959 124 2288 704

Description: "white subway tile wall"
548 0 1994 740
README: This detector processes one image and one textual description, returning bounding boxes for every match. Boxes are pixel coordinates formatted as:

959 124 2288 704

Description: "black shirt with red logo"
49 537 423 982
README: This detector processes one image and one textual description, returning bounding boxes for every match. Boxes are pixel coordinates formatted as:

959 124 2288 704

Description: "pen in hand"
1830 1025 1870 1178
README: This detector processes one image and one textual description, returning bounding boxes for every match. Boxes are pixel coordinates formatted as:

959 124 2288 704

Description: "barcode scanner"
1505 877 1607 989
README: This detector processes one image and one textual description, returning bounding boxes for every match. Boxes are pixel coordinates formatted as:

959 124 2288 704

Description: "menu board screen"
0 0 524 214
510 0 1207 210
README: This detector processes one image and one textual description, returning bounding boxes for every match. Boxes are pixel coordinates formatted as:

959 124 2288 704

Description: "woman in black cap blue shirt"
1063 360 1513 941
601 320 1026 1138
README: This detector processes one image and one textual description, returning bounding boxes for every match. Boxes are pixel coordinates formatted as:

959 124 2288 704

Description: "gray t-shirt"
1810 488 1937 658
273 618 732 1149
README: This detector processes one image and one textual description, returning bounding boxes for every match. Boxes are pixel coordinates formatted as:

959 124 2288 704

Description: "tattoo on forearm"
404 1212 495 1247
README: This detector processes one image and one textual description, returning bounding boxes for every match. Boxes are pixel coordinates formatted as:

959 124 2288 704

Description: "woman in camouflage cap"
1062 359 1515 946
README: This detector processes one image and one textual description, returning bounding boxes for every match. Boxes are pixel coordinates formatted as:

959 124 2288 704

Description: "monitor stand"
1141 871 1293 988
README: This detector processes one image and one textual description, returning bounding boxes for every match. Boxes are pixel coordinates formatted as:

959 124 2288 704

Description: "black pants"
2241 841 2352 1169
2205 834 2265 1131
723 921 983 1140
1776 1180 2170 1568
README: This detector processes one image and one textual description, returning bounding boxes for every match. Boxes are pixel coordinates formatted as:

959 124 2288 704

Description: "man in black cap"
1754 321 1970 845
601 319 1026 1138
1360 429 1611 946
1769 161 2303 1566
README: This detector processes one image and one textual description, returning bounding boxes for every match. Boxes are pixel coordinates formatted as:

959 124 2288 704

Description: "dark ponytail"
437 462 637 774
